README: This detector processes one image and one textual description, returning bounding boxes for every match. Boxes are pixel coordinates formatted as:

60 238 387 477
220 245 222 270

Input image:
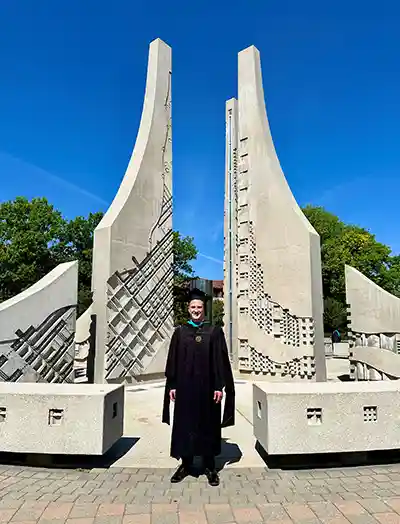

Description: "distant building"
212 280 224 300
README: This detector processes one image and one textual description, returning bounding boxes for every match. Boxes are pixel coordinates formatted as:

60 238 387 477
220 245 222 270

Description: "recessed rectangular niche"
363 406 377 422
48 409 64 426
0 407 6 422
307 408 322 425
256 401 262 419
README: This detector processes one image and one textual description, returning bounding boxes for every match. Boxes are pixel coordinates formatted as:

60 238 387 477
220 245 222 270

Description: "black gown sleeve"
212 327 235 428
162 326 180 425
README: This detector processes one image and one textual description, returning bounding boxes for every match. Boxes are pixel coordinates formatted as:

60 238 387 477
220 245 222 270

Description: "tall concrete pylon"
224 45 326 381
91 38 173 383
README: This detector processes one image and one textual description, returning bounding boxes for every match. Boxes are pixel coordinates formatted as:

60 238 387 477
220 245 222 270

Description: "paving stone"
232 506 263 523
374 514 400 524
284 503 320 522
357 498 392 513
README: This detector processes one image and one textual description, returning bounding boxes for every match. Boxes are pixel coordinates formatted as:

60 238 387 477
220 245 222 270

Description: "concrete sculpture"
346 265 400 380
224 45 326 381
73 305 93 383
92 38 173 383
0 261 78 383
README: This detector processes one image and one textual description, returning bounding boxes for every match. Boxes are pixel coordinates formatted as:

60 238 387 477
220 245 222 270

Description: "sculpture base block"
0 384 124 455
253 382 400 455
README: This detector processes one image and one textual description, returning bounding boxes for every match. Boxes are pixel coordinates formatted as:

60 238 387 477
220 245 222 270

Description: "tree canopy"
303 205 400 333
0 197 198 318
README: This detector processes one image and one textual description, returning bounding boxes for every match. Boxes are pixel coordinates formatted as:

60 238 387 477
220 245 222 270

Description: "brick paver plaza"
1 464 400 523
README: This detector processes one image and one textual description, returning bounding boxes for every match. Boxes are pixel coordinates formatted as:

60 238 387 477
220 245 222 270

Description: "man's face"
188 299 205 322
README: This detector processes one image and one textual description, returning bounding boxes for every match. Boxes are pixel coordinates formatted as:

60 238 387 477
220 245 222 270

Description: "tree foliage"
0 198 199 321
212 299 224 327
59 212 104 315
172 231 198 325
0 197 65 301
303 205 400 333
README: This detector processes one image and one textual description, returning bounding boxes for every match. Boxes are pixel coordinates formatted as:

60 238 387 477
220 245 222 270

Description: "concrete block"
253 382 400 455
333 342 349 358
0 383 124 454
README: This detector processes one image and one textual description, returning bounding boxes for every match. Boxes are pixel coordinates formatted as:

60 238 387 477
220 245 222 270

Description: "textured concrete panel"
224 45 326 381
346 265 400 380
74 304 93 383
0 383 123 454
92 39 173 384
254 381 400 455
0 262 78 383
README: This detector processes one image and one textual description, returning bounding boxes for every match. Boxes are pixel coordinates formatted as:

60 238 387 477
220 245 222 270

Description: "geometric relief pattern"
234 137 315 378
105 230 174 381
237 339 315 378
0 306 75 383
348 302 400 380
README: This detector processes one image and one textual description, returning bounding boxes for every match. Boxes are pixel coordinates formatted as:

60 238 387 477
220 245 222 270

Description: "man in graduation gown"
162 288 235 486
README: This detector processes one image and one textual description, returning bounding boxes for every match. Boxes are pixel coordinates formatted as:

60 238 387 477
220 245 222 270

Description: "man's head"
188 299 205 323
187 288 208 323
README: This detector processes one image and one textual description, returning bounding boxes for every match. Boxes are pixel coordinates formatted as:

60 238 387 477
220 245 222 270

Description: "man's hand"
169 389 176 402
214 391 223 403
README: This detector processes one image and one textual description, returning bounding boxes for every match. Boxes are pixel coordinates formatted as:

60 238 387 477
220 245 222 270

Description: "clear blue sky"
1 1 399 279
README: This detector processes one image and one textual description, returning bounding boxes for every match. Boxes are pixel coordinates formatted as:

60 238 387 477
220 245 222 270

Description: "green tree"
0 197 65 301
172 231 198 325
322 226 391 303
379 255 400 298
303 205 345 244
323 297 347 334
212 299 224 327
58 212 104 315
303 205 399 333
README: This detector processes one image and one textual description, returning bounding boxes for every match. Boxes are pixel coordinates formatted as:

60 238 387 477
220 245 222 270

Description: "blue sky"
1 1 399 280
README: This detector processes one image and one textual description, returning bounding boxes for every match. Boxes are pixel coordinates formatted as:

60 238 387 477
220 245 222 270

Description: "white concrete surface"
346 265 400 381
224 45 326 382
254 381 400 455
112 381 265 469
109 358 348 468
0 383 123 455
0 261 78 383
92 38 173 384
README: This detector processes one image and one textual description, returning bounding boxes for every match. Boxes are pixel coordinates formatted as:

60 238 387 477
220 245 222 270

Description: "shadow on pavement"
255 440 400 470
216 439 243 471
0 436 140 470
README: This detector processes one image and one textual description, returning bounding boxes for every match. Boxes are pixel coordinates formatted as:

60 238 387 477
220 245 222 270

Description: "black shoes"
170 462 219 486
170 464 190 483
205 468 220 486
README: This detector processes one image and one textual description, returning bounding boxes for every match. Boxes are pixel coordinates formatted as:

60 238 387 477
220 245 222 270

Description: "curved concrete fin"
346 264 400 334
225 45 325 381
0 261 78 383
346 265 400 381
92 38 173 383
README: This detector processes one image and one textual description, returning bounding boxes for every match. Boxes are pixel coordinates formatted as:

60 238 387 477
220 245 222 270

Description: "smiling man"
162 288 235 486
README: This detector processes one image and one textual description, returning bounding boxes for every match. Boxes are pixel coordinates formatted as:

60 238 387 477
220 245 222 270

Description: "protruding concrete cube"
0 383 124 454
254 382 400 455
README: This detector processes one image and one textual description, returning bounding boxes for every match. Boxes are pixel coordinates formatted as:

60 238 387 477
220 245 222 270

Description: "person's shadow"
216 439 242 471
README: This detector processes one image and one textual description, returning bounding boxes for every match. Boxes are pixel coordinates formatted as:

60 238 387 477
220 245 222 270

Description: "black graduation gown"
162 324 235 459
